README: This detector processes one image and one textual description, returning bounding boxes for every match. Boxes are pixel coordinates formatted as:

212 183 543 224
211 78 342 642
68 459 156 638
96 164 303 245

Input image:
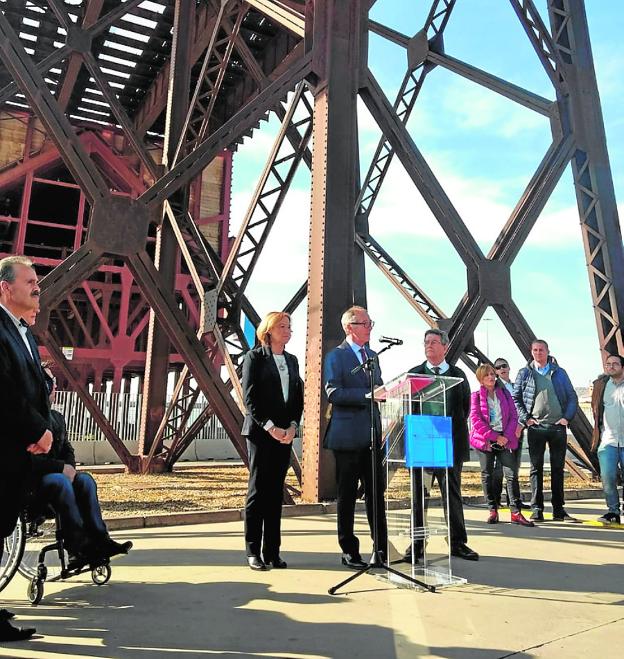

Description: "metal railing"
53 391 229 443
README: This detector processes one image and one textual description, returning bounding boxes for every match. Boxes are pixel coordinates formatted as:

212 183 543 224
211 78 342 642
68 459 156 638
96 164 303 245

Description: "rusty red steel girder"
138 0 194 464
301 0 369 501
144 81 313 475
0 2 311 476
133 1 224 138
137 49 314 472
173 0 249 163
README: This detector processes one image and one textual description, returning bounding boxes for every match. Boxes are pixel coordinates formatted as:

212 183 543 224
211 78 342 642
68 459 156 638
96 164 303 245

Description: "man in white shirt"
590 354 624 524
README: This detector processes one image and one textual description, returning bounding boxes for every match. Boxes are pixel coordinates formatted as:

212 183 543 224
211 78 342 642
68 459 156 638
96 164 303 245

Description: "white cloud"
363 153 622 250
440 78 547 139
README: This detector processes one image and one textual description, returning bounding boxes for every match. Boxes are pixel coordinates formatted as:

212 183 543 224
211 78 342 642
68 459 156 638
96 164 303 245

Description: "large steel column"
302 0 368 501
138 0 193 461
548 0 624 360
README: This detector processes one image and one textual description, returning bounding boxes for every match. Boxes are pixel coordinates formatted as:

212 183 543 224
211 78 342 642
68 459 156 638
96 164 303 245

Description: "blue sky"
229 0 623 388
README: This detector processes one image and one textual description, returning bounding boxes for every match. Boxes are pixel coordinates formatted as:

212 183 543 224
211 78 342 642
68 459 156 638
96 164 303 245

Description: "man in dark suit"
30 362 132 570
0 255 52 642
323 306 387 569
408 328 478 561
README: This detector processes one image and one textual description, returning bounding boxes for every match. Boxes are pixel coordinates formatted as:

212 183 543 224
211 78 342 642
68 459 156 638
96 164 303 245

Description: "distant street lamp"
483 317 492 357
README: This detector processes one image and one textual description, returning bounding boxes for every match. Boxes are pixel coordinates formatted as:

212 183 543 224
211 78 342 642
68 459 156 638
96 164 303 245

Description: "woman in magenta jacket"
470 364 533 526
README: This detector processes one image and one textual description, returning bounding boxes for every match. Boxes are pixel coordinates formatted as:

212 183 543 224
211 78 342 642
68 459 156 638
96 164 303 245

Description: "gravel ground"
91 466 601 518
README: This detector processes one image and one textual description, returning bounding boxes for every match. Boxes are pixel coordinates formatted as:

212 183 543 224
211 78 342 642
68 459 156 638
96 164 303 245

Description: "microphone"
379 336 403 346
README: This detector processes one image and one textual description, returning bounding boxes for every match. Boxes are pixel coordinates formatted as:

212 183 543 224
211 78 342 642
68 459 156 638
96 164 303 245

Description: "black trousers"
333 448 387 557
527 424 567 513
478 448 522 513
492 437 524 505
244 438 292 560
410 455 468 550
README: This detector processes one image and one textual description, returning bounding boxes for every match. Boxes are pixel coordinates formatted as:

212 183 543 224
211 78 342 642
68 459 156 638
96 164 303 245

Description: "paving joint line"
500 614 624 657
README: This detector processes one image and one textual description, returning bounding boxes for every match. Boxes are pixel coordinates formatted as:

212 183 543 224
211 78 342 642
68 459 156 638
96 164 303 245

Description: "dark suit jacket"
0 306 51 537
323 341 383 451
31 409 76 480
409 361 471 463
241 346 304 445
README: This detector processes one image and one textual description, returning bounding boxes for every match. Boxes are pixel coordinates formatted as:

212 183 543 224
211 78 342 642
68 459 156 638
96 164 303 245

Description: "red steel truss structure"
0 1 621 497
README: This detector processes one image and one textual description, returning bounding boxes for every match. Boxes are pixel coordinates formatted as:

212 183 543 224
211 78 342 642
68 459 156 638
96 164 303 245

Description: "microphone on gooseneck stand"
379 336 403 346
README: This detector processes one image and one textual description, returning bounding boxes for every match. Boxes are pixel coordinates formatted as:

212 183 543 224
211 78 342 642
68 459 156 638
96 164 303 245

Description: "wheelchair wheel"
17 515 63 583
91 563 111 585
27 577 44 605
0 517 25 594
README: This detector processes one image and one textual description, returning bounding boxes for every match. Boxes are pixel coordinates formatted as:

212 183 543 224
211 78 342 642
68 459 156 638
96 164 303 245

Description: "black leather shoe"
552 510 580 523
265 557 287 569
401 543 424 564
0 609 15 621
67 537 101 565
368 550 386 566
248 556 268 571
67 551 89 571
341 554 367 569
101 538 133 559
530 510 545 522
451 543 479 561
0 620 36 642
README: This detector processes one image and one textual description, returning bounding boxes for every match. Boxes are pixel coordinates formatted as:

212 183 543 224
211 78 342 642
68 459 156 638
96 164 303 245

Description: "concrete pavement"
0 498 622 659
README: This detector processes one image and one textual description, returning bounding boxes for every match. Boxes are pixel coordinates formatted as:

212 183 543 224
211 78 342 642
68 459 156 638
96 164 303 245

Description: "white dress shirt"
426 360 449 374
0 302 35 360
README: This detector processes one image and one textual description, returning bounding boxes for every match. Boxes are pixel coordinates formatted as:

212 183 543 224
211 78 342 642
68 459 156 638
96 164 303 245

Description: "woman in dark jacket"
470 364 533 527
242 312 303 570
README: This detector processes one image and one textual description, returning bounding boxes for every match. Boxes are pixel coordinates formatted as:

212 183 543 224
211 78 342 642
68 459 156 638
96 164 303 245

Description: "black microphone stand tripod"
328 343 434 594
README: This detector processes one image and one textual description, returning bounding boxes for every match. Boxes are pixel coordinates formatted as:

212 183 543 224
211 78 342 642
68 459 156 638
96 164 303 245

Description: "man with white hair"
323 306 387 569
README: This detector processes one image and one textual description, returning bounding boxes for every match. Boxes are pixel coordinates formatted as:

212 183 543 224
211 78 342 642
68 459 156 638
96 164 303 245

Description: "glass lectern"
379 372 468 590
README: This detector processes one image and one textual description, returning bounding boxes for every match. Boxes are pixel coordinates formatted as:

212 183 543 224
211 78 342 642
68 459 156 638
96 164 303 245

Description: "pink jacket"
469 385 519 452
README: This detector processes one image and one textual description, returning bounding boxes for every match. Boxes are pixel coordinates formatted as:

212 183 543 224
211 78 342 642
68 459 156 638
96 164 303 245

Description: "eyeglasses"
351 320 375 329
495 363 509 369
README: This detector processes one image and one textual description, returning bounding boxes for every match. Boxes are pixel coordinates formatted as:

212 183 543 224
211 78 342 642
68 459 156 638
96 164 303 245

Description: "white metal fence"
54 391 229 443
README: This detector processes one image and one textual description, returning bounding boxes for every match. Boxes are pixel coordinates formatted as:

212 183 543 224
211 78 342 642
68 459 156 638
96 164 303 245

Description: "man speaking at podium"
408 328 478 561
323 306 388 569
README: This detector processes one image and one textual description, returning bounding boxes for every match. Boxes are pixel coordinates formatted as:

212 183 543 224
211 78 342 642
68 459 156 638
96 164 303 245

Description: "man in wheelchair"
31 362 133 571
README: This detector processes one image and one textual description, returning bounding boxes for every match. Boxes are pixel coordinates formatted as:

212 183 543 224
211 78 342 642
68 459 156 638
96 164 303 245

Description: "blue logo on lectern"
404 414 454 468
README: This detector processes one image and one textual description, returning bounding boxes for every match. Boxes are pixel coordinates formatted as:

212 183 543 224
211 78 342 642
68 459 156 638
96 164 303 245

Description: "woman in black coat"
241 311 303 570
